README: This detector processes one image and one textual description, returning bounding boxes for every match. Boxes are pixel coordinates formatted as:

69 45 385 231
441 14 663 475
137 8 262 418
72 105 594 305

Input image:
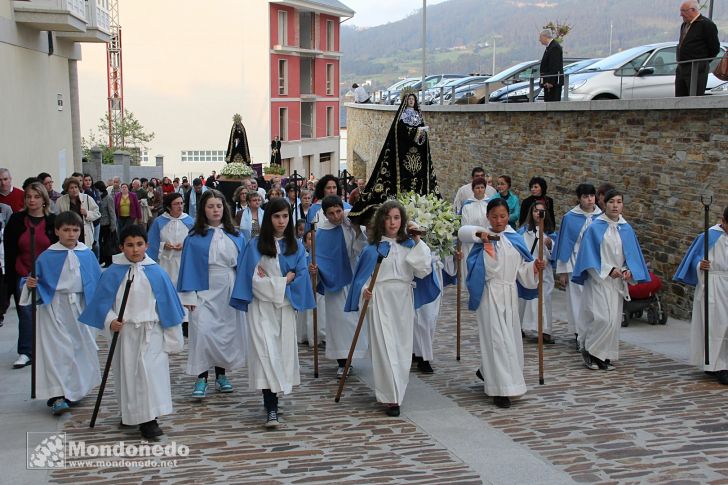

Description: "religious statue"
270 136 282 166
225 113 251 164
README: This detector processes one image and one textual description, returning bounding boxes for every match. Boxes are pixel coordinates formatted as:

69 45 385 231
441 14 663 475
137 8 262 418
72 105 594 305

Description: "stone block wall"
346 98 728 319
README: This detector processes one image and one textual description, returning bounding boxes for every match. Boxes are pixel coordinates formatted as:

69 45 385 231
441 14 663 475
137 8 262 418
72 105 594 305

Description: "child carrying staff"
177 189 247 398
572 190 649 371
674 205 728 385
79 224 185 439
554 183 602 350
345 200 437 417
459 198 546 409
22 211 101 415
231 198 315 428
296 229 326 346
310 195 367 377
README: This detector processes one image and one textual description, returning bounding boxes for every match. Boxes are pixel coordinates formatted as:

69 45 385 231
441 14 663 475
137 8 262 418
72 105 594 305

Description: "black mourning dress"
225 122 252 164
349 98 440 225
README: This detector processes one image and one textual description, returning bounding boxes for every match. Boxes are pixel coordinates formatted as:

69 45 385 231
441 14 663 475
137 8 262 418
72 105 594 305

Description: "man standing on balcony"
676 0 720 97
539 29 564 102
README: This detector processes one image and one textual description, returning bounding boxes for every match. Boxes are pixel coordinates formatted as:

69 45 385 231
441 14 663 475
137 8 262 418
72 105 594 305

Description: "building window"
320 152 332 163
278 10 288 46
326 63 334 95
278 59 288 95
326 106 334 136
326 20 334 51
279 108 288 141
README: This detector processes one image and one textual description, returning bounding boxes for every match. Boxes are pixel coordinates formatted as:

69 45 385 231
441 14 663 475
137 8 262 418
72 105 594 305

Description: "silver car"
567 42 728 101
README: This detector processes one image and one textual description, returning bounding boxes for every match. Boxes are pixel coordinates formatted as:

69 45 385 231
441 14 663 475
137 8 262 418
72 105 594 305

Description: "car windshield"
487 61 535 82
564 58 600 74
582 45 664 71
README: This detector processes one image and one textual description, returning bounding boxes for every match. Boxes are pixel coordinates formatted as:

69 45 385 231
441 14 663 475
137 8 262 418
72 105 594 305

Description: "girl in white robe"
460 177 491 281
518 201 556 342
349 200 432 417
230 197 316 428
459 198 544 409
21 212 101 415
572 190 649 371
177 190 247 398
674 206 728 384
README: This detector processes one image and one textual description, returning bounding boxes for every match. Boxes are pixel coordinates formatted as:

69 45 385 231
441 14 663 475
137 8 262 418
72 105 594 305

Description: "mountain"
341 0 727 89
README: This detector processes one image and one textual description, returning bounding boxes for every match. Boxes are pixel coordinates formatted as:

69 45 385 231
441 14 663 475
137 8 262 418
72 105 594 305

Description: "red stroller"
622 271 668 327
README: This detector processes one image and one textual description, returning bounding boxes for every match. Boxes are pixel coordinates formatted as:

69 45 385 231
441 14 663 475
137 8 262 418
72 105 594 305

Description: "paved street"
2 286 727 484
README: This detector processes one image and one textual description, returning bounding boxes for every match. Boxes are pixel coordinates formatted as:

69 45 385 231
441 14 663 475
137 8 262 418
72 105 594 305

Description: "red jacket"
0 187 25 212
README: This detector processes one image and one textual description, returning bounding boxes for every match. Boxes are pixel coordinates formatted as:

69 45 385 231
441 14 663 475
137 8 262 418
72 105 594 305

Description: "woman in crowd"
94 180 117 267
54 177 100 249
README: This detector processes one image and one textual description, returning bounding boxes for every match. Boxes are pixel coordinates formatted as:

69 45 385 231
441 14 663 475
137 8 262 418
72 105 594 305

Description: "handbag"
714 50 728 82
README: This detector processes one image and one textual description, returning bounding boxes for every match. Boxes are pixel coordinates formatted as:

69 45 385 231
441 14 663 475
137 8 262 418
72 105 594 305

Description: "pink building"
241 0 354 178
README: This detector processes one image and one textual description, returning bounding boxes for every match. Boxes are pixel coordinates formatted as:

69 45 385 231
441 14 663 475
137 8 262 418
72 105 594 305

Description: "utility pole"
708 0 714 18
492 37 496 75
609 21 613 55
422 0 426 100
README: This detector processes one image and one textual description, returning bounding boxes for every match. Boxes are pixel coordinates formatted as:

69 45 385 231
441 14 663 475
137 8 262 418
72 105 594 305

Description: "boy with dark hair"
79 224 184 439
22 211 101 415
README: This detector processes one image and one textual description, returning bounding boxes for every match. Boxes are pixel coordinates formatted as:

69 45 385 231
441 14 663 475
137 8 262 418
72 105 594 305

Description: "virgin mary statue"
225 113 251 164
348 92 440 225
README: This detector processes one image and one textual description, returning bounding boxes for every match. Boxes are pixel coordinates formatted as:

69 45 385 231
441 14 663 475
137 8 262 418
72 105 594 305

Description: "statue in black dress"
225 113 251 164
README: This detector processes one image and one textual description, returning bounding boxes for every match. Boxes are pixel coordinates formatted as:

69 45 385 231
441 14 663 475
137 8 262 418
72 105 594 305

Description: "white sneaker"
12 354 31 369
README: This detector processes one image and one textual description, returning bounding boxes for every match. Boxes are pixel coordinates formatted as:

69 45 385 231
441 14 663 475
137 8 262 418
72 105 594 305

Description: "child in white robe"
79 224 185 439
459 198 545 409
674 205 728 385
459 176 491 282
296 229 325 346
231 198 315 428
22 211 101 415
346 200 433 417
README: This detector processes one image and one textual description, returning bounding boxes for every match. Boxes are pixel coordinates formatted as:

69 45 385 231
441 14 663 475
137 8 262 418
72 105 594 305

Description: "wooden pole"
537 212 545 385
456 240 462 361
701 195 712 365
311 222 319 378
30 226 37 399
335 254 385 403
90 268 134 428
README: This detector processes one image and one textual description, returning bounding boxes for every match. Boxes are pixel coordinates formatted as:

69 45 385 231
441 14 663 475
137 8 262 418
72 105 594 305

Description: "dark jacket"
3 211 57 290
540 40 564 86
518 195 556 228
677 14 721 65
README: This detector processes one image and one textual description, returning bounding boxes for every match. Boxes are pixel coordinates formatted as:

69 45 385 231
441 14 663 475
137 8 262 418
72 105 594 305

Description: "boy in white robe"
22 211 101 415
79 224 185 439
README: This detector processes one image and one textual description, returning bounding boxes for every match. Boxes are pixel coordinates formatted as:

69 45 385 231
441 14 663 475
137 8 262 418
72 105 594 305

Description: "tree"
82 109 155 164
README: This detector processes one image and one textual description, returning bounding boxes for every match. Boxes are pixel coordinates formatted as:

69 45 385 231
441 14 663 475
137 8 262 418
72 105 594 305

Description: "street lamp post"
422 0 426 100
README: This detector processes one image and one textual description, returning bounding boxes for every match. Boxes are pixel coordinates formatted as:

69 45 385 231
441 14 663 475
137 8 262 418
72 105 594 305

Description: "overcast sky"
77 0 448 164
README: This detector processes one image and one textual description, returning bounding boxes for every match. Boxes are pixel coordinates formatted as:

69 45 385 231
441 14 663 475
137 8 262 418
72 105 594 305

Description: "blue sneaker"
51 399 70 416
215 375 233 393
192 378 207 398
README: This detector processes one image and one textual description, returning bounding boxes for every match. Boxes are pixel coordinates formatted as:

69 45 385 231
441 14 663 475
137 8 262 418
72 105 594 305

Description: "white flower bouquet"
397 192 460 257
220 162 254 179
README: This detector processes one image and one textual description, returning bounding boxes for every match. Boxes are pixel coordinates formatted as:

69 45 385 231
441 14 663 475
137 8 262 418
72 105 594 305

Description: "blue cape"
230 238 316 312
32 246 100 305
177 229 246 292
306 201 351 226
554 210 598 263
517 226 559 269
315 225 353 294
571 219 650 285
79 261 184 330
673 227 724 287
344 240 440 312
147 214 194 263
466 232 536 311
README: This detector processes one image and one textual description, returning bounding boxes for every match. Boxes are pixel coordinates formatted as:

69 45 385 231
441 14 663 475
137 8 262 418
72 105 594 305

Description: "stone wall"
346 98 728 319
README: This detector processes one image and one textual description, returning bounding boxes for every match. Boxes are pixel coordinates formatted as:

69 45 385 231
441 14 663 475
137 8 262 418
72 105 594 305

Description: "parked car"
708 81 728 95
489 58 601 103
391 74 466 104
455 58 585 104
566 41 728 101
444 81 489 104
379 77 419 104
427 75 490 104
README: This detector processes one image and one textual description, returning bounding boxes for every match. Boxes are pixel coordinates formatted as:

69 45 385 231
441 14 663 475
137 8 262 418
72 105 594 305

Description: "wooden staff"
311 221 319 378
30 226 37 399
335 252 385 403
456 240 462 361
537 210 545 385
701 195 712 365
90 268 134 428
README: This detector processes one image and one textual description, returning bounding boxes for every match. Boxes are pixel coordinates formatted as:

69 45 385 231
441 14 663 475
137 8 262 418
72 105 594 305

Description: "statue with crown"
218 114 255 205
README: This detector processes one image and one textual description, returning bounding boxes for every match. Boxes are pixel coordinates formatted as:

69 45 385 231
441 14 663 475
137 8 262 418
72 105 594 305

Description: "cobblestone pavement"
46 286 728 484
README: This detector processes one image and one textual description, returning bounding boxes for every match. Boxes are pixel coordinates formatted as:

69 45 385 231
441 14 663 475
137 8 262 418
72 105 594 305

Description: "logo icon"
27 432 66 469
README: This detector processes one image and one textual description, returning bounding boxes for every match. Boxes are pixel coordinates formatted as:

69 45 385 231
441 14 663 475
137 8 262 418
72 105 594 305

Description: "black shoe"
542 333 555 344
582 349 598 370
182 321 189 338
139 419 164 439
494 396 511 408
412 354 422 364
386 405 400 417
417 360 434 374
717 370 728 385
475 369 484 381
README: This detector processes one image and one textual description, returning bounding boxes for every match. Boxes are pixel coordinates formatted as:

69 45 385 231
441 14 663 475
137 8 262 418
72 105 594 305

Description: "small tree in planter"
542 21 571 43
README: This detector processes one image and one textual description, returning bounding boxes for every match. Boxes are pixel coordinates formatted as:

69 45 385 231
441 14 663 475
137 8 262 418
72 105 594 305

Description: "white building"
0 0 110 181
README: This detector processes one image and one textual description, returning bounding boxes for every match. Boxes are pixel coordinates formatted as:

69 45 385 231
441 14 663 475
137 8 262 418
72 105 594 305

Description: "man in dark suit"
539 29 564 102
676 0 720 96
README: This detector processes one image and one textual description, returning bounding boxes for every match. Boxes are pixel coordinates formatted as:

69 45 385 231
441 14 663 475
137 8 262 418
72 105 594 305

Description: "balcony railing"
13 0 87 32
58 0 111 42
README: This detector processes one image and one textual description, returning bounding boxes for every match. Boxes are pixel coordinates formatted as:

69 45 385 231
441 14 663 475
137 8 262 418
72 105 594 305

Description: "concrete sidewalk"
0 287 715 484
